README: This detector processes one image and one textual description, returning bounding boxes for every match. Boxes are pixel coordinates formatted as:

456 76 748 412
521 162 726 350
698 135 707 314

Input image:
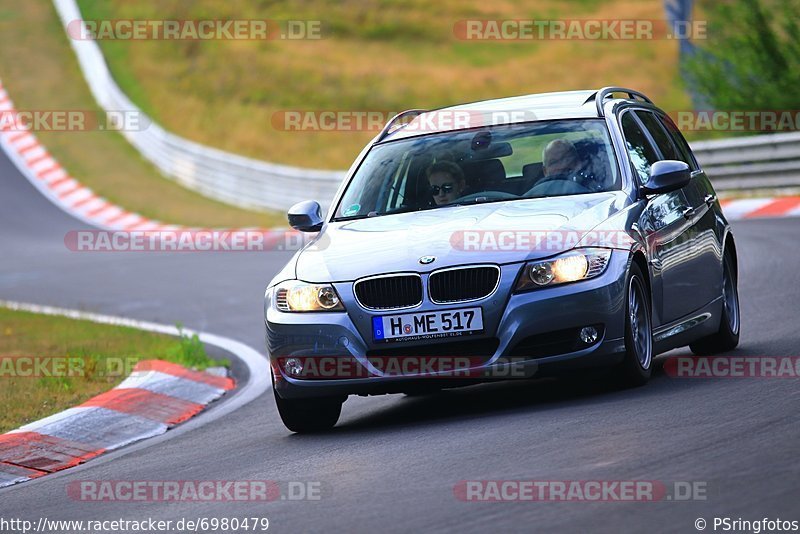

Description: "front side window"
333 119 620 221
659 114 698 169
621 112 659 185
635 111 682 162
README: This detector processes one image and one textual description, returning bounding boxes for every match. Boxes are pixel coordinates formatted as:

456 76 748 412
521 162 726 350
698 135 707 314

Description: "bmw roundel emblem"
419 256 435 265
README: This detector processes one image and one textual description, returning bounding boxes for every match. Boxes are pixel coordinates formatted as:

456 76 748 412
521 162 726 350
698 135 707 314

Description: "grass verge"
0 1 285 228
0 308 227 434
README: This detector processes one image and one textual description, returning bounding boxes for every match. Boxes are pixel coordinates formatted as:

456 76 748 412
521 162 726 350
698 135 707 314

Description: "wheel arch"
630 249 651 297
723 231 738 280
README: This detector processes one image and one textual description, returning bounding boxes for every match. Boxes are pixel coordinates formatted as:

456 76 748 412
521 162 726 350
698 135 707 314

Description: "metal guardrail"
54 0 800 214
690 132 800 190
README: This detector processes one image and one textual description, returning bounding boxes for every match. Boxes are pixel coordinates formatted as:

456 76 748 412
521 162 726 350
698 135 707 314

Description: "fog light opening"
283 357 304 377
579 326 599 345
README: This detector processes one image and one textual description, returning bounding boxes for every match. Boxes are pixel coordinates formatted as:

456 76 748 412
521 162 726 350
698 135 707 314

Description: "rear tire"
616 262 654 387
274 390 343 433
690 249 740 355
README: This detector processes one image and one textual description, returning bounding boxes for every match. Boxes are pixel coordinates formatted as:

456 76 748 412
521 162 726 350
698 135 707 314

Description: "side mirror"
288 200 324 232
642 160 691 195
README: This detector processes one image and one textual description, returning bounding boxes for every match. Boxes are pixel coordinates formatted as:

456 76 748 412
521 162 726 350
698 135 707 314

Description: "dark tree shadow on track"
325 356 686 434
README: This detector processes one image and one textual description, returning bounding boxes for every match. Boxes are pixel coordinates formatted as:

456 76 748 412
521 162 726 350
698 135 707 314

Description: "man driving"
540 138 607 192
542 138 581 178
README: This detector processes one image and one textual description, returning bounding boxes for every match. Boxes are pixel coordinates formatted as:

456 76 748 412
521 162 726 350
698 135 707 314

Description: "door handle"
682 207 695 220
704 194 716 207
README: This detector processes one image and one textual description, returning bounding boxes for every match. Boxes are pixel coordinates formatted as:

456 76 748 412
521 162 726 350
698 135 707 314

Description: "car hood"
295 192 627 282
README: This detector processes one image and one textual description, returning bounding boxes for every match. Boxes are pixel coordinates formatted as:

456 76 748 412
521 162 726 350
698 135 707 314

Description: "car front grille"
428 265 500 304
354 274 423 310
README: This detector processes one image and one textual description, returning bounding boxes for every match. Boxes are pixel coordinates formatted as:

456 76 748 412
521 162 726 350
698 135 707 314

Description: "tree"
684 0 800 111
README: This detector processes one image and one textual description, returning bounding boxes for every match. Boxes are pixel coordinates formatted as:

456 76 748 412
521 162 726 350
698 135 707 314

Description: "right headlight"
514 248 612 292
273 280 345 312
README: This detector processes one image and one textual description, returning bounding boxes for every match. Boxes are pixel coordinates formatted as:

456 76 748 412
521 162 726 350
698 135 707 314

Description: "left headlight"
514 248 612 292
273 280 345 312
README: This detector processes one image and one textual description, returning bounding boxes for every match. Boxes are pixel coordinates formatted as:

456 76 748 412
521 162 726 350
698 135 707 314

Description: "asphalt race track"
1 147 798 533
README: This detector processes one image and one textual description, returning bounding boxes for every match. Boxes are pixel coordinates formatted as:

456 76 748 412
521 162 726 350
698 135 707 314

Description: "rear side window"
659 114 698 169
635 111 681 162
621 112 659 184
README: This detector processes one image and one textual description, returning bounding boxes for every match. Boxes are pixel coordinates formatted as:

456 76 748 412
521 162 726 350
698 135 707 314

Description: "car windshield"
333 119 619 221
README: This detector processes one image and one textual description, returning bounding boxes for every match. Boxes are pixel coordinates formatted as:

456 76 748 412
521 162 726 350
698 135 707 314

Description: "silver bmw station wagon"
264 87 740 432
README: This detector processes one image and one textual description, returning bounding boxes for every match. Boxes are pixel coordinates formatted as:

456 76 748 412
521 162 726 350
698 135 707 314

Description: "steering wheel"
534 172 576 186
452 190 518 203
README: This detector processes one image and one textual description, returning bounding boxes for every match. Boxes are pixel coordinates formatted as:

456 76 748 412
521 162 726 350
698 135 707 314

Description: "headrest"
461 159 506 187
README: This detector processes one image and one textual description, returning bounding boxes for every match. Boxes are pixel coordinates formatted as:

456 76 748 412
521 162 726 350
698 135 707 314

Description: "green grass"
0 1 285 228
0 308 227 434
75 0 694 170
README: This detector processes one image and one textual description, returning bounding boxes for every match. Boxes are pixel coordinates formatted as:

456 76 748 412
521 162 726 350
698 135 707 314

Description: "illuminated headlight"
515 248 612 292
274 281 345 312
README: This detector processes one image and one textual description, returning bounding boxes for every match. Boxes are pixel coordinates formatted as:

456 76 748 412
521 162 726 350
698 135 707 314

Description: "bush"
684 0 800 111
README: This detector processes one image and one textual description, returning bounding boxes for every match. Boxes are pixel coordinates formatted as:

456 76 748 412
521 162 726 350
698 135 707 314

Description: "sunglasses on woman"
430 183 456 195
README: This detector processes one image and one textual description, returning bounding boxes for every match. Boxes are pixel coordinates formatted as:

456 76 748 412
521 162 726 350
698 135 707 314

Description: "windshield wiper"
448 196 511 207
375 205 420 216
466 196 496 204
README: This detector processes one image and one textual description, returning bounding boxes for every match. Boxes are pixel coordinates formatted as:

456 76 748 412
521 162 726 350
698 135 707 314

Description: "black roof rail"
376 109 427 142
591 87 654 117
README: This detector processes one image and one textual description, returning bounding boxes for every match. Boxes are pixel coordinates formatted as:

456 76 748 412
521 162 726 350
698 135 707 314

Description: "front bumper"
266 251 629 399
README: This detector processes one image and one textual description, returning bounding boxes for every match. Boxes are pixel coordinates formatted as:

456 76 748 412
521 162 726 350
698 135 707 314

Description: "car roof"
380 89 646 142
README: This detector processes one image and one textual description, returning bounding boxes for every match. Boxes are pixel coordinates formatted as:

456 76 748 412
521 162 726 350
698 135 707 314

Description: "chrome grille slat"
429 265 500 304
354 274 422 310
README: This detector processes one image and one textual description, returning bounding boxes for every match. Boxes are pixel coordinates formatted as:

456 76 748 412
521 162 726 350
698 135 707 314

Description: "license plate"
372 307 483 342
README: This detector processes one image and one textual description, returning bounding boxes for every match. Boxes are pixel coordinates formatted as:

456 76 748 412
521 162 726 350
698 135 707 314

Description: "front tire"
617 262 654 387
690 249 740 355
274 390 343 433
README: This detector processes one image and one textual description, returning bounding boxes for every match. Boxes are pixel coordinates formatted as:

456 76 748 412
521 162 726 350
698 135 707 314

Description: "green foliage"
168 327 228 370
685 0 800 110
